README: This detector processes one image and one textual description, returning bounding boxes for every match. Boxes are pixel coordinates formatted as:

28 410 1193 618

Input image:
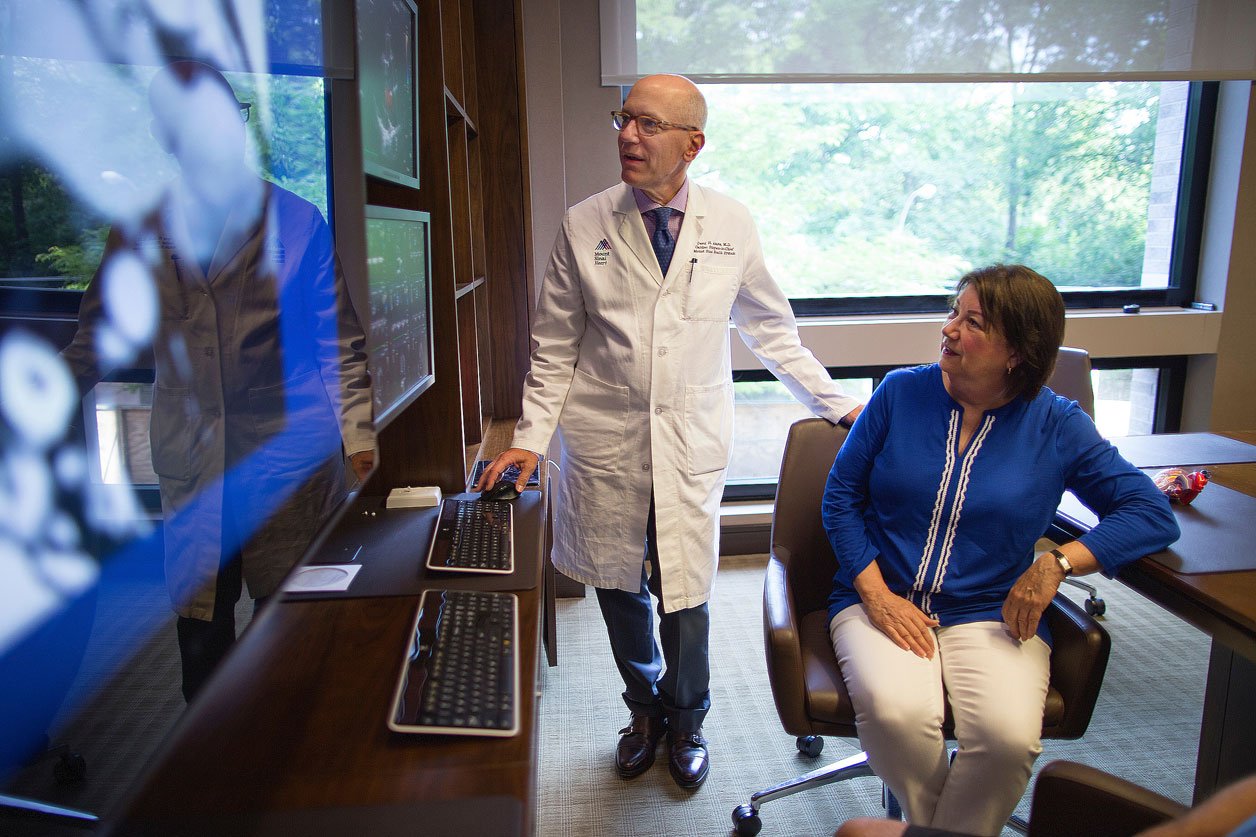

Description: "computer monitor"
356 0 420 190
364 204 435 430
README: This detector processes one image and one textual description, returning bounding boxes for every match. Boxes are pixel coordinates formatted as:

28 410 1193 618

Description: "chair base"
732 741 1033 836
732 749 877 835
1062 577 1106 616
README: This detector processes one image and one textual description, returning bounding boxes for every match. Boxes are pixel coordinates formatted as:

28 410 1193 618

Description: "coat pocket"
683 382 733 475
682 264 739 322
558 368 630 473
149 385 194 481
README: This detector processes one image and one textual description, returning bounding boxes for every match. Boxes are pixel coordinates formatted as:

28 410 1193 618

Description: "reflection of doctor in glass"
61 61 376 701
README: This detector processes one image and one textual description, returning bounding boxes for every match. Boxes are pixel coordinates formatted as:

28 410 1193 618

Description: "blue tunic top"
823 364 1179 643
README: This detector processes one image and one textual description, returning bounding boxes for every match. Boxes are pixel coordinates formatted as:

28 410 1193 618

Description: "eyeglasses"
238 102 252 123
611 110 698 137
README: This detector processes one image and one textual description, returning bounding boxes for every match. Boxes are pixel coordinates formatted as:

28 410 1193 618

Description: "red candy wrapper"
1152 467 1211 505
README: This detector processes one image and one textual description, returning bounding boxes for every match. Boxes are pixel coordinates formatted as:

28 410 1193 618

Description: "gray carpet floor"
537 553 1209 836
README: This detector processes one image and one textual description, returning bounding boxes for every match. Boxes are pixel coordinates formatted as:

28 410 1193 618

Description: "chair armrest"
1028 760 1186 837
763 546 812 734
1044 594 1111 739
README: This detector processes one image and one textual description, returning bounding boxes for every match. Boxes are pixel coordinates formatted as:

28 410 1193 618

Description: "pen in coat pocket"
688 258 697 283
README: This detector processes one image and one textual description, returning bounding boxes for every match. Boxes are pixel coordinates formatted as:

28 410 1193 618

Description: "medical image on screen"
366 214 433 426
357 0 418 187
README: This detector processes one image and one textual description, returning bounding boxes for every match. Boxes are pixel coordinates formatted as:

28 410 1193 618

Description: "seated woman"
822 264 1180 836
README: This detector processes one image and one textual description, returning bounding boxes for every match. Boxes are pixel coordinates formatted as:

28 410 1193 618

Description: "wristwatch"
1049 548 1074 576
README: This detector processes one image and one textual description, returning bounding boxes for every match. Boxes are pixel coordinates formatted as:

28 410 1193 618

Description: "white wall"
1184 82 1256 431
522 0 620 304
519 1 1256 432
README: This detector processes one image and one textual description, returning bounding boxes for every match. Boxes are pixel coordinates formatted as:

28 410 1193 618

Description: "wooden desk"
102 490 549 836
1054 432 1256 803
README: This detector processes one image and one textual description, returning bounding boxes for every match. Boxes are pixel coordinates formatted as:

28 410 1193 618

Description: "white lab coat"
512 182 858 611
63 182 375 619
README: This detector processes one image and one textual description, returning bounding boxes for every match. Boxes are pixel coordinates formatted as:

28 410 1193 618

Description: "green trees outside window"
691 81 1176 298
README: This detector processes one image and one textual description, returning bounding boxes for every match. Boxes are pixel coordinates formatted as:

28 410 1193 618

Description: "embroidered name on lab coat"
693 240 736 256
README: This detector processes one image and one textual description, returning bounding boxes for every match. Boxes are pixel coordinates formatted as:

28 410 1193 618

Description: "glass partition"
0 5 374 825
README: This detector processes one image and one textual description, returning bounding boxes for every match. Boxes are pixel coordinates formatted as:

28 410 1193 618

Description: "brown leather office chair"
1046 347 1106 615
731 418 1112 836
1025 760 1186 837
1048 347 1096 419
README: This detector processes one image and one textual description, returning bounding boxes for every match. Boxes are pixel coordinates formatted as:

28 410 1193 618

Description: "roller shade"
601 0 1256 84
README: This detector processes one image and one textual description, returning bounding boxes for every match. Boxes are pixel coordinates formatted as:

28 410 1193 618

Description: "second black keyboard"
425 497 514 574
387 589 519 737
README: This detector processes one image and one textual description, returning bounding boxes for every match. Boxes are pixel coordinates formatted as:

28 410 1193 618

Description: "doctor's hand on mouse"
476 448 541 500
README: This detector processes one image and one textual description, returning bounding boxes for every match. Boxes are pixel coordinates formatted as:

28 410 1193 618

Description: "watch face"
1052 550 1073 575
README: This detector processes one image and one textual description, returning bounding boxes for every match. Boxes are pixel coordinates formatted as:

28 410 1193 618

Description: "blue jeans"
594 499 711 733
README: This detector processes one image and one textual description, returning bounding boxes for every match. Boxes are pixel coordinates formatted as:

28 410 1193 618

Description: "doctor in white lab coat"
479 74 859 790
62 61 375 702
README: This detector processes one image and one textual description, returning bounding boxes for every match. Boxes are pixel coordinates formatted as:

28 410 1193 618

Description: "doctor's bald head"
615 74 706 204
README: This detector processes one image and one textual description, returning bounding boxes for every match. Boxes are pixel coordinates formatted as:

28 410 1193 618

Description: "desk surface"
1055 431 1256 663
103 489 548 836
1118 432 1256 663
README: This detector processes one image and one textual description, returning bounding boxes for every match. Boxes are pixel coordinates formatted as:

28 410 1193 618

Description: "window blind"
601 0 1256 85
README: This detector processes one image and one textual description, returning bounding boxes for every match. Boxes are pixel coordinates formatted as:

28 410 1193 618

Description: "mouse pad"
1110 433 1256 469
282 491 544 600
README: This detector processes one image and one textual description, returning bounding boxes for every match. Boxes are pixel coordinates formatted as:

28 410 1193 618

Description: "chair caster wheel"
1085 598 1106 616
732 804 762 836
54 752 87 784
795 735 824 757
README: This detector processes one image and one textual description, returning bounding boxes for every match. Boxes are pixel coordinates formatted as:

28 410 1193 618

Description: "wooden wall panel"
471 0 532 418
371 0 468 494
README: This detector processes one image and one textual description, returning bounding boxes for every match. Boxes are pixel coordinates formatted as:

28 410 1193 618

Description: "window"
729 364 1166 489
730 376 873 485
690 80 1193 309
1093 367 1161 437
696 81 1207 489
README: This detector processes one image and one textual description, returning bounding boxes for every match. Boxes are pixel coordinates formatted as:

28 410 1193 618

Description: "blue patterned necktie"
649 206 675 274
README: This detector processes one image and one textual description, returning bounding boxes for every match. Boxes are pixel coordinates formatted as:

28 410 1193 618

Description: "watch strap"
1049 548 1074 576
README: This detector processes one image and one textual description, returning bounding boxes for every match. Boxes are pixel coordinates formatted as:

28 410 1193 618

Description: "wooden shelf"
444 88 476 134
455 276 486 299
370 0 530 494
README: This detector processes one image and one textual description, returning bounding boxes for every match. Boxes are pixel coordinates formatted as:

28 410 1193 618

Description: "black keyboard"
425 497 513 574
388 589 519 737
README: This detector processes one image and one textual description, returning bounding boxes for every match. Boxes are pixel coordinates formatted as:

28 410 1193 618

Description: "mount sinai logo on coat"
594 238 613 265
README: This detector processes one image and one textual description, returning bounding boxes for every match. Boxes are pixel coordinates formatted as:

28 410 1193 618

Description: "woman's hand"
1002 554 1068 641
861 588 939 658
852 562 937 658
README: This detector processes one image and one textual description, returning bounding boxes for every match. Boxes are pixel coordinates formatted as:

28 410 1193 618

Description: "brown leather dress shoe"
615 714 667 778
668 729 709 789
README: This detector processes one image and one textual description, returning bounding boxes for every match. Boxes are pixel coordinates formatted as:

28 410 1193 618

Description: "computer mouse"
482 480 521 501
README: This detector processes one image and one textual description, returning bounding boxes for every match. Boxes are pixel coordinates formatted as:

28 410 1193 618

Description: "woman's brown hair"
954 264 1066 401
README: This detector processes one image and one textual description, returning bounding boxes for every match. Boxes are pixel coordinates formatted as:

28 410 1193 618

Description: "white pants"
829 604 1051 837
